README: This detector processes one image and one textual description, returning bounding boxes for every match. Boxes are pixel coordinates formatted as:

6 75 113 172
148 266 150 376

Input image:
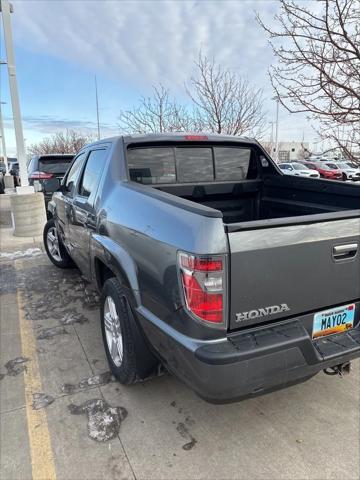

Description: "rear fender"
91 234 141 307
91 235 159 373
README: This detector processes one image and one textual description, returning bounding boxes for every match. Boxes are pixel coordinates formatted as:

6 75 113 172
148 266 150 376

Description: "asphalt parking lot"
1 228 359 480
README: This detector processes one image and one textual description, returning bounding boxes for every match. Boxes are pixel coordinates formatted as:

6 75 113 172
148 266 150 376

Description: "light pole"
273 96 280 162
0 0 31 190
0 100 8 172
95 75 100 140
269 121 274 155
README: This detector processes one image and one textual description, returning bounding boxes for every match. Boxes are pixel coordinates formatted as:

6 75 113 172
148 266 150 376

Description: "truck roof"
85 132 257 149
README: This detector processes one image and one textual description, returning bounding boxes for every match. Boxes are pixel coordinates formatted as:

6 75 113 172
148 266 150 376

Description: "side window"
64 152 86 195
214 147 253 180
79 149 107 198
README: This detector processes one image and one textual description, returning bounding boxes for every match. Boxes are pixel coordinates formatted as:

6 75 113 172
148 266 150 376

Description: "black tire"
100 278 159 384
342 172 347 181
43 218 74 268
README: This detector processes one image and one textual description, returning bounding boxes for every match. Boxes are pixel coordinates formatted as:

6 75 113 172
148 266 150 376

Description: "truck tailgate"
228 217 360 330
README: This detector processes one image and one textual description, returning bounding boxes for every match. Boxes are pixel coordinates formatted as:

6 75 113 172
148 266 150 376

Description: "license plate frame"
312 304 355 339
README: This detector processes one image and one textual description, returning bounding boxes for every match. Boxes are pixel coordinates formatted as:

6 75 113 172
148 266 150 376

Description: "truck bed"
155 175 360 225
153 174 360 332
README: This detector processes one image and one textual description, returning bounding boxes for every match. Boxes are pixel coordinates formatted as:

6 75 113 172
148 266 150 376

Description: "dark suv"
28 154 74 203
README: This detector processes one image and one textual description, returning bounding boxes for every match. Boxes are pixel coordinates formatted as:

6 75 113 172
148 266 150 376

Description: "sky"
0 0 320 157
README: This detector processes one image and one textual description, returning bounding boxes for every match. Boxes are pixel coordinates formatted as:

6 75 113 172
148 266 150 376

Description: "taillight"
30 171 53 180
178 251 226 325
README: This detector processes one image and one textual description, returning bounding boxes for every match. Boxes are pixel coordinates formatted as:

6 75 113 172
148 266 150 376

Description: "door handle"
84 213 95 228
333 243 358 261
78 211 87 222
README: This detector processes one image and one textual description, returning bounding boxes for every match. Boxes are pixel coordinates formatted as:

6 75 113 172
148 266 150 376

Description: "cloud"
23 115 118 136
5 0 319 149
4 114 119 141
12 0 278 93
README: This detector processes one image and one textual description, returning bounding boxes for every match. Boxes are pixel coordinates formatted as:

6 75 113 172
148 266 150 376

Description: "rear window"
214 147 251 180
128 148 175 184
38 156 73 175
127 145 254 184
176 147 213 182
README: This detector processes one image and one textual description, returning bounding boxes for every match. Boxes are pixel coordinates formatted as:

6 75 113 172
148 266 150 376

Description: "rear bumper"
195 321 360 402
137 305 360 403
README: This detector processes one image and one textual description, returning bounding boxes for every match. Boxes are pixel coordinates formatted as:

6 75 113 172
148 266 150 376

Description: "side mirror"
58 182 69 193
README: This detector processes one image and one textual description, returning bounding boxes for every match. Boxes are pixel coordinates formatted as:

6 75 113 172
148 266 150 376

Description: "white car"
324 161 360 181
278 162 320 178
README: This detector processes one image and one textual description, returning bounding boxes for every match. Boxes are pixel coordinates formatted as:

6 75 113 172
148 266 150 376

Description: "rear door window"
128 148 175 184
176 147 214 182
214 147 252 180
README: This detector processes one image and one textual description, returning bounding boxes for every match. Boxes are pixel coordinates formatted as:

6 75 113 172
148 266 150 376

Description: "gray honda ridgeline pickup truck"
44 133 360 403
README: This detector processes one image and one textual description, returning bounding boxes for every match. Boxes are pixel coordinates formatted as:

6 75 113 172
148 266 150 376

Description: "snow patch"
0 248 42 260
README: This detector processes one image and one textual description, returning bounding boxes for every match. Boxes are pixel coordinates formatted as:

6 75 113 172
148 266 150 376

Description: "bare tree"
28 129 93 155
186 53 267 137
317 122 359 163
258 0 360 160
119 85 191 133
297 144 311 160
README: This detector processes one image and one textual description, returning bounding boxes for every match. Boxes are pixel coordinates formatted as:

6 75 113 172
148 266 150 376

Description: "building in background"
262 141 310 162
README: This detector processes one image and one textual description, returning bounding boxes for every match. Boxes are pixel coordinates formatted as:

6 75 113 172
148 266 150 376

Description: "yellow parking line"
17 286 56 480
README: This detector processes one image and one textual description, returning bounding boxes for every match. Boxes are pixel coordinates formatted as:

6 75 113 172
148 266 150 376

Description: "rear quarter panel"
94 179 228 340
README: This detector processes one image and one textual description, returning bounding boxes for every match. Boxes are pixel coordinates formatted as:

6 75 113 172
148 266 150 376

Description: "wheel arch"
92 234 141 307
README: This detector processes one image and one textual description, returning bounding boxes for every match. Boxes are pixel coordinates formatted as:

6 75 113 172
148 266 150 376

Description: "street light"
272 96 280 162
95 75 100 141
0 0 31 191
0 100 8 172
269 121 274 154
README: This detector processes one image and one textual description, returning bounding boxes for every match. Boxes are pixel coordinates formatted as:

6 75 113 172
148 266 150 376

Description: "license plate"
312 304 355 339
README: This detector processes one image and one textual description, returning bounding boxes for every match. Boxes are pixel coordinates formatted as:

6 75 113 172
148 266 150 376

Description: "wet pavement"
0 244 359 480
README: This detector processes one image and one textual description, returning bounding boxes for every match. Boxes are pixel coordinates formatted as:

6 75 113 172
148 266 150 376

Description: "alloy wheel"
46 226 62 262
104 296 123 367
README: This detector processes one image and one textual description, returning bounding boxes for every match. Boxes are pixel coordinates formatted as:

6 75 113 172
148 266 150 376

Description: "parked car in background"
278 162 320 178
324 162 360 181
0 161 6 174
9 162 20 187
346 161 360 169
309 156 332 163
28 154 74 204
300 161 343 180
0 171 4 194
